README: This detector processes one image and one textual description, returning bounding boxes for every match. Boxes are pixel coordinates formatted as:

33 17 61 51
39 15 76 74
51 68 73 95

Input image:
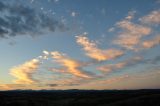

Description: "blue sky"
0 0 160 90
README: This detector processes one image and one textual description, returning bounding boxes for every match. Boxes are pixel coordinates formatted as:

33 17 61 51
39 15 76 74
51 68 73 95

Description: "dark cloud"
47 84 58 87
122 55 160 68
144 55 160 64
0 1 67 39
126 55 160 65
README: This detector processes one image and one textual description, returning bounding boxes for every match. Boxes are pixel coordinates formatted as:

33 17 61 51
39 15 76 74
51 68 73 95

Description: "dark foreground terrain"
0 89 160 106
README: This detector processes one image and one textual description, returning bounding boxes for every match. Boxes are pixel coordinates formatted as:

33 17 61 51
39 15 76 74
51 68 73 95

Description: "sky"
0 0 160 90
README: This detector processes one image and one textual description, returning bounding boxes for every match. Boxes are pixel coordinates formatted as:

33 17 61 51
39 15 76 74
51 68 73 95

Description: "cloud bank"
2 7 160 90
0 1 66 39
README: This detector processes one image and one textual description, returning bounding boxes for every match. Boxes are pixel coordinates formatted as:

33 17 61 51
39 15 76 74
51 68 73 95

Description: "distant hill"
0 89 160 106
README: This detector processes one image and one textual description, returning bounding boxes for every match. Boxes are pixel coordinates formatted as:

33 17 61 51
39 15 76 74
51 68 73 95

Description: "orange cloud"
86 75 129 86
0 84 27 90
10 59 40 84
76 36 123 61
97 56 142 72
113 19 151 50
0 84 58 90
140 10 160 25
142 35 160 48
51 51 91 78
97 63 125 72
100 75 129 84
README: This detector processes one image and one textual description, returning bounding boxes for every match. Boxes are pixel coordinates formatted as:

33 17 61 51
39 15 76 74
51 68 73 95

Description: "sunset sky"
0 0 160 90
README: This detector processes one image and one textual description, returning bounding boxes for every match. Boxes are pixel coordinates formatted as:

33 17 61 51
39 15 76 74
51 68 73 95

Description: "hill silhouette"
0 89 160 106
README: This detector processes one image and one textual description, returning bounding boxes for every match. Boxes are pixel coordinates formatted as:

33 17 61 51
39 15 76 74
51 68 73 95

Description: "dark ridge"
0 89 160 106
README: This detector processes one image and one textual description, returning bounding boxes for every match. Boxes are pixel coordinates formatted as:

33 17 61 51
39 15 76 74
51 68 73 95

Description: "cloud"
140 10 160 25
108 27 115 32
113 19 151 50
86 75 129 86
142 35 160 49
51 51 91 78
0 83 59 90
97 56 142 72
97 54 160 73
112 9 160 51
98 75 129 84
0 84 27 90
144 55 160 64
42 50 50 59
43 50 50 55
10 59 40 84
46 84 58 87
42 77 91 88
76 35 123 61
0 1 66 39
50 77 88 86
151 55 160 64
97 62 125 73
125 10 136 20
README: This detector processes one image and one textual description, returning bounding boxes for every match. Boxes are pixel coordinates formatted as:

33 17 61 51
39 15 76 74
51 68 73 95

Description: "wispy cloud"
0 1 66 39
144 55 160 64
142 35 160 49
0 83 59 90
85 74 129 86
0 84 26 90
140 10 160 25
97 75 129 84
97 54 160 73
10 59 40 84
76 35 123 61
97 56 142 73
51 51 91 78
125 10 136 20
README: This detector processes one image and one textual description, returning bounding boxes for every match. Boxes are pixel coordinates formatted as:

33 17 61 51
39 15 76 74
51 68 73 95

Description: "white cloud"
43 50 49 55
71 12 76 17
125 10 136 20
108 27 115 32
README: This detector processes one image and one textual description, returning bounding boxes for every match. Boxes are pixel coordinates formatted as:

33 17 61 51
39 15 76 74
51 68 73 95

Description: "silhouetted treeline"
0 89 160 106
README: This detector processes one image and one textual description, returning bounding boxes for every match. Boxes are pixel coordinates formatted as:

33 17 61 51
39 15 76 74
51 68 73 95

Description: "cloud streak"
10 59 40 84
51 51 91 78
98 54 160 73
76 35 123 61
97 56 142 73
142 35 160 49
